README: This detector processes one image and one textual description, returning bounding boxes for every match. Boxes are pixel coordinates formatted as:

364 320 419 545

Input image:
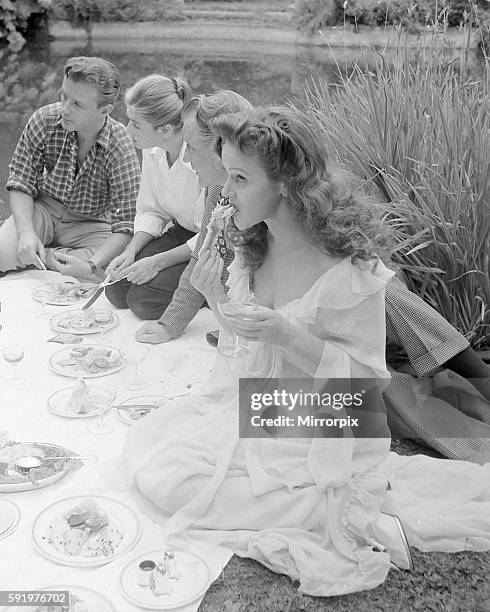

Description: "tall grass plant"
302 26 489 349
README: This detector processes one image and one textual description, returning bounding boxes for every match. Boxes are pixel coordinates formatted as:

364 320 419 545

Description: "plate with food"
49 345 125 378
0 498 21 540
0 442 82 492
1 584 116 612
32 282 97 306
32 496 141 567
119 548 211 610
49 308 119 335
116 395 166 425
48 381 116 418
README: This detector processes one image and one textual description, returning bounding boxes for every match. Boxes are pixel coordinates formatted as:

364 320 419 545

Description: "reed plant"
302 28 489 349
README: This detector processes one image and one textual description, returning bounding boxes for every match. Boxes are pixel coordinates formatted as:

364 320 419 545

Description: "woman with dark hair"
120 106 490 597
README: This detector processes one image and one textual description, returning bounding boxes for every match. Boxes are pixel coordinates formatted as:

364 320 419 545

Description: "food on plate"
68 380 93 414
202 201 235 251
56 309 115 332
0 442 81 485
57 346 122 374
45 500 124 557
35 282 95 304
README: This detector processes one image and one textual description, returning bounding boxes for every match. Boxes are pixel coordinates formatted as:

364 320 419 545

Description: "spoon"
15 455 97 470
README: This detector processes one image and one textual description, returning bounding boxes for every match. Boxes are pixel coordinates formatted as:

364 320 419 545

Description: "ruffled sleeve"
281 257 394 380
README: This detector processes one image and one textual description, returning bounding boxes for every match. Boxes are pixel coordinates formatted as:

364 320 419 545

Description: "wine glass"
2 345 24 385
35 295 49 319
121 344 150 391
216 295 255 358
87 383 117 435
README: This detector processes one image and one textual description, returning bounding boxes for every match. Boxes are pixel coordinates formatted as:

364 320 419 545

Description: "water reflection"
0 39 339 208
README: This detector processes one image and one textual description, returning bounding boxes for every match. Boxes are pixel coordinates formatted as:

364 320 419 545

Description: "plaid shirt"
159 184 234 338
6 103 140 233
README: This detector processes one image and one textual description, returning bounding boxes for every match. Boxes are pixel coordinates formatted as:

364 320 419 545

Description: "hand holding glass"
216 295 259 358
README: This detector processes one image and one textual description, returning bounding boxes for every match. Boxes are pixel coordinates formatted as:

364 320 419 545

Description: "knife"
81 273 130 311
81 275 111 311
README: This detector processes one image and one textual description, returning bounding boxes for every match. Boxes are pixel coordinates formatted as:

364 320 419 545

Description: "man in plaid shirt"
0 56 140 280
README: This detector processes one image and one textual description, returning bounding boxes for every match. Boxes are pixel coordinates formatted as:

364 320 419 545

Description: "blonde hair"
125 74 192 130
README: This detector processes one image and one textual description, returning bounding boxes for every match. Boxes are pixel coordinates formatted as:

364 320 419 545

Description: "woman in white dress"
121 107 490 596
106 75 201 319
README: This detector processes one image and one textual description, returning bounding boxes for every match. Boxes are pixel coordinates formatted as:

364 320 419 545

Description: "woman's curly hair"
211 106 391 270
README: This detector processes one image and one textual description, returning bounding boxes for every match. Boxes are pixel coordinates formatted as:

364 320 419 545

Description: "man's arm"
9 190 46 265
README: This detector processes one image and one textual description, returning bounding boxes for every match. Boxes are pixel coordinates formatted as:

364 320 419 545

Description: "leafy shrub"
50 0 185 26
302 38 489 349
293 0 339 32
0 0 52 50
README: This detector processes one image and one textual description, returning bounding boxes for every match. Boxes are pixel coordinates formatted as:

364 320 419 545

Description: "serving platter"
0 442 80 492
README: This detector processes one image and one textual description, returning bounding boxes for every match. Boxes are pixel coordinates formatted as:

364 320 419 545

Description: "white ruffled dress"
122 256 490 597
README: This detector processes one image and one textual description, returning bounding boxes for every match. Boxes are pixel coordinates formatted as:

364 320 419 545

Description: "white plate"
32 496 142 567
1 584 116 612
49 344 126 378
120 549 211 610
116 395 166 425
0 442 79 493
49 308 119 335
32 282 97 306
48 385 115 418
0 498 21 540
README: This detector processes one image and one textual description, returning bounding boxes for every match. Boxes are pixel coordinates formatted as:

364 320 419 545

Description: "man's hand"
119 256 162 286
50 251 94 280
106 246 136 281
17 231 45 268
135 321 173 344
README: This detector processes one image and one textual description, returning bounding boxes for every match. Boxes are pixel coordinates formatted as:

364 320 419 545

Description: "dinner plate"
32 282 97 306
1 584 116 612
32 496 142 567
49 344 126 378
0 442 80 493
48 385 116 418
49 308 119 335
120 549 211 610
0 498 21 540
116 395 166 425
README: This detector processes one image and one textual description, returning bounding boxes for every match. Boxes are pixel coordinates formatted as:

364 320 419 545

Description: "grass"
302 26 489 350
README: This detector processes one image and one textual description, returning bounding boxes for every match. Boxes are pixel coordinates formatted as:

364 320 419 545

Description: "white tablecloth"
0 269 231 611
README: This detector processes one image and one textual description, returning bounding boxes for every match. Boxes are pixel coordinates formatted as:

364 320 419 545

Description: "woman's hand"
107 246 136 280
120 255 162 285
190 246 225 305
222 305 299 348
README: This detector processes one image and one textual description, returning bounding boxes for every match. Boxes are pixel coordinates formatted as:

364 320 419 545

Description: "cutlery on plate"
82 274 130 310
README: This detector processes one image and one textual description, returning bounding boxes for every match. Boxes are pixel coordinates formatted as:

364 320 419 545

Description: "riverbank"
48 19 479 50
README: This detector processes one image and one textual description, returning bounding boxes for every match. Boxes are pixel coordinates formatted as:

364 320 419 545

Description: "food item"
48 334 84 345
45 500 123 558
57 346 121 374
57 309 114 332
202 201 235 251
35 283 96 304
68 380 92 414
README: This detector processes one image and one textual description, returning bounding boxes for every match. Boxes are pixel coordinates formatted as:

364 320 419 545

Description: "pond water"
0 36 342 215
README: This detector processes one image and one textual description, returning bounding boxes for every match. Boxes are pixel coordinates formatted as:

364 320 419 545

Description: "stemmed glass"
121 344 150 391
2 345 25 385
216 294 258 358
87 383 117 435
35 295 49 319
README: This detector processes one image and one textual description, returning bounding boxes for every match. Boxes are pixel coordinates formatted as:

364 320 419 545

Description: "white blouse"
133 142 202 237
